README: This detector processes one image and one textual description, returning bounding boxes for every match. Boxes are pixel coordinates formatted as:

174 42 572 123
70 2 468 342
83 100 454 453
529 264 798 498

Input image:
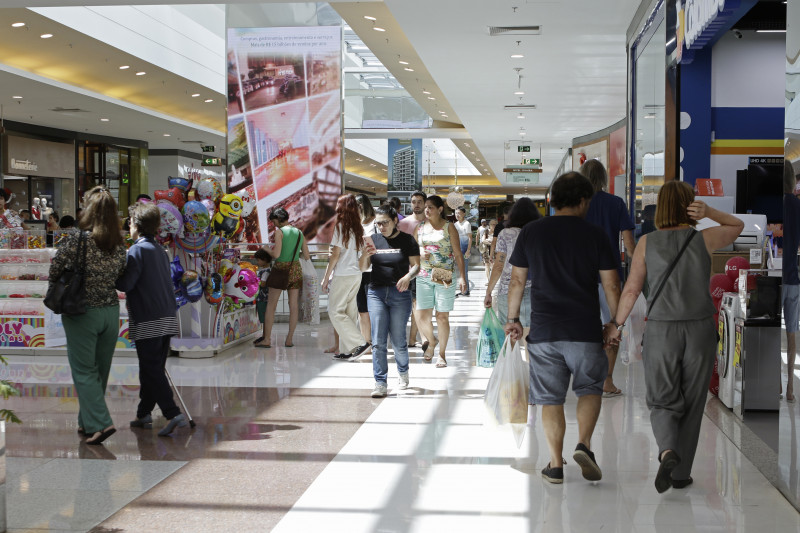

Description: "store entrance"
80 143 131 216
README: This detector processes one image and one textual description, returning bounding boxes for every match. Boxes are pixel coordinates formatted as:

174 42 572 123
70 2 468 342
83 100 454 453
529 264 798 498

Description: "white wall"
148 154 226 196
711 31 785 108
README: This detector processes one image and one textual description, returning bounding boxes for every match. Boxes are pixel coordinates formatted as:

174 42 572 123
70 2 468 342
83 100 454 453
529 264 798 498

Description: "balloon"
204 273 224 305
212 194 243 238
725 256 750 281
157 201 184 238
182 201 210 233
182 270 203 303
175 231 219 254
170 256 187 308
154 187 186 210
709 274 734 300
201 199 217 219
218 259 237 284
239 189 257 217
224 266 259 303
168 176 193 194
196 178 223 203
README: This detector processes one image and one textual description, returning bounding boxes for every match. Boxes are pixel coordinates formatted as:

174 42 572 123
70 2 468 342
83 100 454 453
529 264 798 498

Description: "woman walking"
356 194 376 351
359 205 420 397
413 195 466 367
259 208 310 348
454 206 472 296
609 181 742 493
116 202 187 436
50 186 126 445
322 195 370 360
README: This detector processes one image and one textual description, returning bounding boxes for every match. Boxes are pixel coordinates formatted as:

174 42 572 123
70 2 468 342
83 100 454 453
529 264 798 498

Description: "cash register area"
2 271 800 532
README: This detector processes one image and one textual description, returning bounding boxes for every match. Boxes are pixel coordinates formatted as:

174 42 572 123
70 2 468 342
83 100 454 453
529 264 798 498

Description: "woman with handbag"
413 195 467 367
49 186 127 445
322 195 370 360
608 181 743 493
258 208 310 348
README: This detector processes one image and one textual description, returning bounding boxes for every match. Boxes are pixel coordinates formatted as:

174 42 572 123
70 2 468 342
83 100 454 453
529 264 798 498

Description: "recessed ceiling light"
422 90 431 95
476 159 480 162
119 65 130 70
517 113 525 119
471 151 475 154
12 96 22 99
511 54 524 58
442 115 448 118
364 16 377 21
40 33 53 39
519 131 526 136
370 163 377 167
136 71 146 76
191 93 200 97
100 118 109 122
404 67 414 72
11 23 25 28
428 96 435 100
373 27 386 32
204 99 213 103
399 60 408 65
514 91 525 95
163 133 171 137
356 158 363 161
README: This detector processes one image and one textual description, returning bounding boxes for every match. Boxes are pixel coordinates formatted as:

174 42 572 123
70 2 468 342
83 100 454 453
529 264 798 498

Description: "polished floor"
4 271 800 532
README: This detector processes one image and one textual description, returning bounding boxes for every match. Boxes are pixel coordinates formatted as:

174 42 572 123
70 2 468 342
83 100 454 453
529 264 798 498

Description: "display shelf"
171 304 260 358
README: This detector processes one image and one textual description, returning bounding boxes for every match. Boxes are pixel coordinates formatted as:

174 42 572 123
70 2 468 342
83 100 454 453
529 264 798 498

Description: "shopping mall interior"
0 0 797 531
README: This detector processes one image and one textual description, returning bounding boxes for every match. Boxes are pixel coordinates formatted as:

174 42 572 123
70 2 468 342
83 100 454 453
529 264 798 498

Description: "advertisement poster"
387 139 423 195
227 26 342 245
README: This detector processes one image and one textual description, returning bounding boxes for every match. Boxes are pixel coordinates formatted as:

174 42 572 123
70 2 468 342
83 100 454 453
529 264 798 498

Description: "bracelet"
507 317 521 324
613 320 625 331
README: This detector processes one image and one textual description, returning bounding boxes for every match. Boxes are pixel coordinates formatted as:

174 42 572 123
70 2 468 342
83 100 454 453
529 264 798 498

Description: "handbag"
44 231 87 315
430 267 453 287
266 230 302 290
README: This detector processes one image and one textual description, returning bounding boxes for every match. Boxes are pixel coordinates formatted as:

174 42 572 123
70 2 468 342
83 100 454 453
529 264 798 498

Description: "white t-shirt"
332 227 362 277
454 219 471 239
361 221 378 273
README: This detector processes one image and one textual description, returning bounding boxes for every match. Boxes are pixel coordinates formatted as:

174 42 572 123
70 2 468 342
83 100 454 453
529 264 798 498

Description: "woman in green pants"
50 186 126 445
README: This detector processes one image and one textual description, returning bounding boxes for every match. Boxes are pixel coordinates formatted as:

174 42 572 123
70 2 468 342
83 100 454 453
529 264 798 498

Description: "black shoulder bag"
647 229 697 315
44 231 88 315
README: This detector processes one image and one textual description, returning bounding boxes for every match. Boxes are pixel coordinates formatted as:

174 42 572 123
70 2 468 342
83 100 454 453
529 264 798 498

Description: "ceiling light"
514 91 525 95
12 96 22 99
428 97 435 100
136 71 146 76
442 115 448 118
756 29 786 33
163 133 171 137
511 54 524 58
356 158 363 161
373 27 386 32
204 99 213 103
476 159 481 162
119 65 130 70
40 33 53 39
422 90 431 95
100 118 109 122
191 93 200 97
11 23 25 28
404 67 414 72
399 60 409 65
364 15 377 21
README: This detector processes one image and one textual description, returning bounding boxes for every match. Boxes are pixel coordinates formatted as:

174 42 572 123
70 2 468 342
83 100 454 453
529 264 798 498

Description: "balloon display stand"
170 300 260 358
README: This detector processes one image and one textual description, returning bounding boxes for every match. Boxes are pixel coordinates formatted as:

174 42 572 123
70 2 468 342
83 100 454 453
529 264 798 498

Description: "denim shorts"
415 275 457 312
784 284 800 333
527 341 608 405
494 291 531 328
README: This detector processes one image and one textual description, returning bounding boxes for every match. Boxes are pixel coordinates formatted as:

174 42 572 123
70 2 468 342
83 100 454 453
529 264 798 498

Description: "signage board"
517 145 531 153
521 158 541 167
506 173 539 184
201 145 216 153
202 157 223 166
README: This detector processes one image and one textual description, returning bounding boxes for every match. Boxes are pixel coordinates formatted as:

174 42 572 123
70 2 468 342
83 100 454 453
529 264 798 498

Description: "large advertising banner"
227 26 342 244
387 139 422 196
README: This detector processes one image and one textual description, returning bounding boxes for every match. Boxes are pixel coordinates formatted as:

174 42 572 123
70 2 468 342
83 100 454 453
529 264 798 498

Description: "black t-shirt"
493 220 506 239
369 231 420 287
509 216 617 344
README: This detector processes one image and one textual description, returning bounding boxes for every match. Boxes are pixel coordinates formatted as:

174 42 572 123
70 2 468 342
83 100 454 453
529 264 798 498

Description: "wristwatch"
613 320 625 331
507 317 521 324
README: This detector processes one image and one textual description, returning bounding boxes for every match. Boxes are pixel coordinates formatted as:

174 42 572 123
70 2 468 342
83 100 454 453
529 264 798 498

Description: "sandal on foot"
423 340 437 361
253 336 264 344
602 388 623 398
436 355 447 368
285 342 294 347
86 426 116 446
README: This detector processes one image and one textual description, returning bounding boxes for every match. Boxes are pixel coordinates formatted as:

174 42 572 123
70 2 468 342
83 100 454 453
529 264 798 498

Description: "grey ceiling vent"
504 104 537 110
180 140 207 144
488 25 541 36
49 107 89 113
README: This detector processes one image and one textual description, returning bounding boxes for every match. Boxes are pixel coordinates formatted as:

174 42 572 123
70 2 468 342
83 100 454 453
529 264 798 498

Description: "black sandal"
85 426 116 446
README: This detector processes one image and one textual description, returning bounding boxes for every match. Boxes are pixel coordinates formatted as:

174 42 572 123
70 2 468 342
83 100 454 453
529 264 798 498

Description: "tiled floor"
3 270 800 532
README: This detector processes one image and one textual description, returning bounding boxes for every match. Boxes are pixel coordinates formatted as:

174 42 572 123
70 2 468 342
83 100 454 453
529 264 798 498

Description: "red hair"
335 194 364 251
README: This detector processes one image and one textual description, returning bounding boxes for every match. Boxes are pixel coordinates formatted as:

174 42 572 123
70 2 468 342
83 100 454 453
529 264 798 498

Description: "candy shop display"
27 230 45 249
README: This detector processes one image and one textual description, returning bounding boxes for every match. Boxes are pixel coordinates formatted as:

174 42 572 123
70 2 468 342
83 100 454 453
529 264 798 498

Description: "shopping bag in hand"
477 308 504 367
299 258 320 325
484 335 530 447
618 293 646 365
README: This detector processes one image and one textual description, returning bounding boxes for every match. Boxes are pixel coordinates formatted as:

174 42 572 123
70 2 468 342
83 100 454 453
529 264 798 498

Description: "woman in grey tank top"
607 181 743 494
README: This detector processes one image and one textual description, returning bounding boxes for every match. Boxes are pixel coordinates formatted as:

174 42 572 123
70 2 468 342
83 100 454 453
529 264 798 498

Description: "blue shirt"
784 193 800 285
585 191 634 278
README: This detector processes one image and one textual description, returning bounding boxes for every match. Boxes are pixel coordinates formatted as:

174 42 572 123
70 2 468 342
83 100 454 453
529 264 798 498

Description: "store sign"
684 0 726 49
10 158 38 172
506 173 539 184
202 157 222 166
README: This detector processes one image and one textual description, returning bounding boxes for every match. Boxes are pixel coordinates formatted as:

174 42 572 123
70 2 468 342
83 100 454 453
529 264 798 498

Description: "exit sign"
522 158 541 166
202 157 222 166
201 145 216 153
517 145 531 152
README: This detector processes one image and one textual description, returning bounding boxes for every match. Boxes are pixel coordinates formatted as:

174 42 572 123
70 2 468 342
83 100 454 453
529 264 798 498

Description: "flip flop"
285 343 294 347
85 426 116 446
602 388 623 398
423 341 437 361
255 344 271 349
435 356 447 368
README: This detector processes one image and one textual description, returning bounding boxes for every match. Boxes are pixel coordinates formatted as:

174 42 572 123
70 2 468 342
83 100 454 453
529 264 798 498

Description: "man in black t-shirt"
505 172 620 485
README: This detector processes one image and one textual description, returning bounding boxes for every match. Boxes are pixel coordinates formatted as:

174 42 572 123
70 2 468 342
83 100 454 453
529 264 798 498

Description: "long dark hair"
507 197 540 228
80 186 123 252
335 194 364 251
355 194 375 222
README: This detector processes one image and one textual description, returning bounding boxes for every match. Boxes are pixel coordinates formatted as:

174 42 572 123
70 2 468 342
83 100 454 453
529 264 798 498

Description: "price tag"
749 248 762 264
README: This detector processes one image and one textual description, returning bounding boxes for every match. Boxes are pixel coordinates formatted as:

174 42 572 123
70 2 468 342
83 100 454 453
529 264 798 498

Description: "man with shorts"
398 191 427 347
783 160 799 403
505 172 620 485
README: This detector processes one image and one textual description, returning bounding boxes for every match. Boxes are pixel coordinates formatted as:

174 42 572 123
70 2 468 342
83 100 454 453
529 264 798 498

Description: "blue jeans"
459 236 470 292
368 285 412 384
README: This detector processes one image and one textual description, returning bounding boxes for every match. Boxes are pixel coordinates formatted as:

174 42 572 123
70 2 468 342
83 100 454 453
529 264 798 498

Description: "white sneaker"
398 373 409 390
371 382 388 398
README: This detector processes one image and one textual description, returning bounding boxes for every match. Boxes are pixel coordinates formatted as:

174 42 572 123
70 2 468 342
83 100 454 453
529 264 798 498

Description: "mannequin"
41 198 53 221
31 198 41 220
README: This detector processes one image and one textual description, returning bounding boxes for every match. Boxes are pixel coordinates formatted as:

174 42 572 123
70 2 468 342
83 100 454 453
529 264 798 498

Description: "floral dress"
418 221 455 279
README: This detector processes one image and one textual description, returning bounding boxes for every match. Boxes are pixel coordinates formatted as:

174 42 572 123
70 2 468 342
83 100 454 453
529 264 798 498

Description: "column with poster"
226 26 343 245
387 139 422 216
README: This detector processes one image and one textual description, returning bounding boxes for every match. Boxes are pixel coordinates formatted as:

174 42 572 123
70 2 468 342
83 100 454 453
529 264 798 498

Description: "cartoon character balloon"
204 272 224 305
168 176 193 195
157 201 184 238
181 270 204 303
212 194 243 238
196 178 223 203
201 198 217 219
239 188 257 218
154 187 186 210
224 267 259 303
182 201 210 233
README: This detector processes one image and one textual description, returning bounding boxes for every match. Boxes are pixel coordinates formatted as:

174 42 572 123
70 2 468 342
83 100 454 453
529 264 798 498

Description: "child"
253 248 271 345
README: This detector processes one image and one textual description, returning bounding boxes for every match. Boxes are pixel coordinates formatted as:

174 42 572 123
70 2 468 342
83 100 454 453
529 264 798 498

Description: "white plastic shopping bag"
484 335 529 447
299 258 320 325
619 293 646 365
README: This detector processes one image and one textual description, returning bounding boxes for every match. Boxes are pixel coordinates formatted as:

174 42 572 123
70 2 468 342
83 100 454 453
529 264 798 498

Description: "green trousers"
63 305 120 434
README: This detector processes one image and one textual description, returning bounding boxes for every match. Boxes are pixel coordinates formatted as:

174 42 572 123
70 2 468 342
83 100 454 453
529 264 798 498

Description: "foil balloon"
181 270 203 303
168 176 193 194
182 200 210 233
170 256 188 308
157 201 184 238
224 267 259 303
175 231 219 254
212 194 243 238
154 187 186 210
196 178 223 203
218 259 237 284
204 272 224 305
201 198 217 219
239 189 257 217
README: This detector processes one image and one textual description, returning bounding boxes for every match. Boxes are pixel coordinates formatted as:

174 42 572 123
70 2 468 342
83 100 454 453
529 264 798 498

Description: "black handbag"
44 231 88 315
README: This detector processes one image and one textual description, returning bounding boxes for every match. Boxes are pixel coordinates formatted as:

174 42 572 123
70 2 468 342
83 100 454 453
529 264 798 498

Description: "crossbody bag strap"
290 228 302 261
647 229 698 315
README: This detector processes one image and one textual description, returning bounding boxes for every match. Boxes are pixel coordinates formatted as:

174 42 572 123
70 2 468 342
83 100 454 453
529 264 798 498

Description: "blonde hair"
579 159 608 193
655 181 696 229
80 186 123 251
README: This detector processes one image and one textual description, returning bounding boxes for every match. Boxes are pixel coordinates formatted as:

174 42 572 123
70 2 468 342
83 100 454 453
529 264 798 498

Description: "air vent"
488 25 541 36
504 104 537 110
180 140 207 144
49 107 89 113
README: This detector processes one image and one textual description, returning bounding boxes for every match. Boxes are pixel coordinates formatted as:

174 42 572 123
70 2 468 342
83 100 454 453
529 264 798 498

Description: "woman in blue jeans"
359 205 421 398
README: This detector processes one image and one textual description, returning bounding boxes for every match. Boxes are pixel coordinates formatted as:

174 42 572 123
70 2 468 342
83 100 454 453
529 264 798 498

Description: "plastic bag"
477 308 504 367
619 293 646 365
484 335 529 447
299 258 319 325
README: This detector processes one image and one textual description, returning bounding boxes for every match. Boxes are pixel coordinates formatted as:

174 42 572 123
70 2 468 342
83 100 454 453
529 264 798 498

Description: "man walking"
505 172 620 484
398 191 427 347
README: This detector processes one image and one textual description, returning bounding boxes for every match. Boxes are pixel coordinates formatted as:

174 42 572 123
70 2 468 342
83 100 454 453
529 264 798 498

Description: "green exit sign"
202 157 222 166
517 145 531 152
522 158 541 166
201 145 216 153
